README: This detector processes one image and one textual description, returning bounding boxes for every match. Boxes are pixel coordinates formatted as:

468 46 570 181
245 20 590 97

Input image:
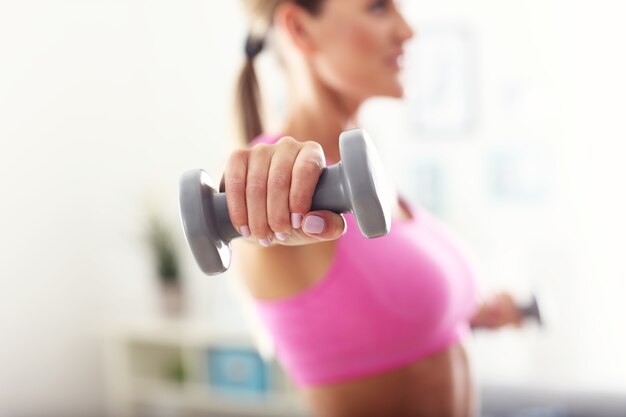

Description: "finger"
267 137 300 242
223 149 250 237
301 210 347 241
289 141 326 229
246 144 274 245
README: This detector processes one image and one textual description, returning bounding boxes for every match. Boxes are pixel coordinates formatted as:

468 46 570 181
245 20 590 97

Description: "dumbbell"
519 293 545 326
179 129 392 276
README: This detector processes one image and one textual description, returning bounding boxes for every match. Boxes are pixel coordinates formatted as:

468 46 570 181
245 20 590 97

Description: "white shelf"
103 317 307 417
133 378 308 417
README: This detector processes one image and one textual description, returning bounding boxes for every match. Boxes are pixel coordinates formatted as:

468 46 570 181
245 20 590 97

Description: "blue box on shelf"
208 347 271 395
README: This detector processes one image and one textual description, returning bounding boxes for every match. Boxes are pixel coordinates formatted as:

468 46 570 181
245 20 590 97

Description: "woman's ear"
273 2 318 55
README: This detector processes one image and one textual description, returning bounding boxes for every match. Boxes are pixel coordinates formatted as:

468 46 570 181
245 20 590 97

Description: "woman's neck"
279 66 363 164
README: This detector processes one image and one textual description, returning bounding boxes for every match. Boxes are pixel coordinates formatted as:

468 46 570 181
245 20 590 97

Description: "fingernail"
275 232 289 241
240 225 251 238
291 213 303 229
303 215 325 234
259 238 272 247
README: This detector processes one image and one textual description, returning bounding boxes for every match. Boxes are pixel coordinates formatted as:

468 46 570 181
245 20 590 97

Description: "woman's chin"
382 83 406 99
392 86 406 99
379 75 406 98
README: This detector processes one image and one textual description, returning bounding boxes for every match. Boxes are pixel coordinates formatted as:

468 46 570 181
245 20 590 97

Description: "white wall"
383 0 626 392
1 0 625 415
0 1 248 415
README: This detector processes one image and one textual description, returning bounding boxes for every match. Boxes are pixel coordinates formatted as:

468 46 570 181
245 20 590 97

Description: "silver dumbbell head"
179 170 231 275
339 129 391 238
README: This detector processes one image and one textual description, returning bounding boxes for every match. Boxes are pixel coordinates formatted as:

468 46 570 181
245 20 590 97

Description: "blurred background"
1 0 625 416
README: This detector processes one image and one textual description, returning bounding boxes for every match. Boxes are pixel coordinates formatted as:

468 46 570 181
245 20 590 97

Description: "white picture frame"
488 143 554 203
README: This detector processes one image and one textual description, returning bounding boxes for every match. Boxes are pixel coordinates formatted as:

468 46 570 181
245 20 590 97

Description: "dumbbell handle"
212 163 351 242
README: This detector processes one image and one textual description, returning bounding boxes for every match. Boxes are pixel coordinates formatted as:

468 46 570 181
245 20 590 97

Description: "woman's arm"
233 238 337 301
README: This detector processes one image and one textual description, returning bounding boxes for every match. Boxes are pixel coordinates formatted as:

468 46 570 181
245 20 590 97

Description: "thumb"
301 211 347 241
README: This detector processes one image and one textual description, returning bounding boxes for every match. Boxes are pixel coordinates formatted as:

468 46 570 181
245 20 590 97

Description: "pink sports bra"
249 133 479 387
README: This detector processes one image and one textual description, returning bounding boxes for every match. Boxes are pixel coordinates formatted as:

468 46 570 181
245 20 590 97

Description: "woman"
223 1 524 416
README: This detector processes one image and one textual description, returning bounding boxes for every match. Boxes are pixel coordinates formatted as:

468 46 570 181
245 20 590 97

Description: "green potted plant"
145 213 185 317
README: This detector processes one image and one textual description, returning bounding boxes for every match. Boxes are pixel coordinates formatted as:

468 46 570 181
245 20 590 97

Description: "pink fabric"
249 133 480 387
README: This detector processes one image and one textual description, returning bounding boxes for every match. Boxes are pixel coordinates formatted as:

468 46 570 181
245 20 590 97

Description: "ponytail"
235 59 264 146
233 0 325 146
234 33 266 146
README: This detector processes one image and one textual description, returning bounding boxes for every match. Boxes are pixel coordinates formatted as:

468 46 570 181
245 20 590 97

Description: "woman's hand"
470 292 524 330
221 136 347 247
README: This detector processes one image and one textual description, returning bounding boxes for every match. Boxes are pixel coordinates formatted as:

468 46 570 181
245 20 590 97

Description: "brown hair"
235 0 325 146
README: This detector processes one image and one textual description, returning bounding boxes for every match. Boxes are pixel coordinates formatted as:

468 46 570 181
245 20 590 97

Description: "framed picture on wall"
404 24 477 135
487 143 554 203
401 158 446 217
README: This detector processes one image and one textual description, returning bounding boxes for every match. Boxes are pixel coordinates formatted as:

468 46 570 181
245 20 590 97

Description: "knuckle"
290 192 310 210
299 158 323 176
335 214 347 235
267 215 290 233
304 140 323 153
225 176 245 193
228 149 248 165
268 169 291 189
249 224 271 238
246 179 267 197
252 143 272 156
229 207 247 225
277 136 297 145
